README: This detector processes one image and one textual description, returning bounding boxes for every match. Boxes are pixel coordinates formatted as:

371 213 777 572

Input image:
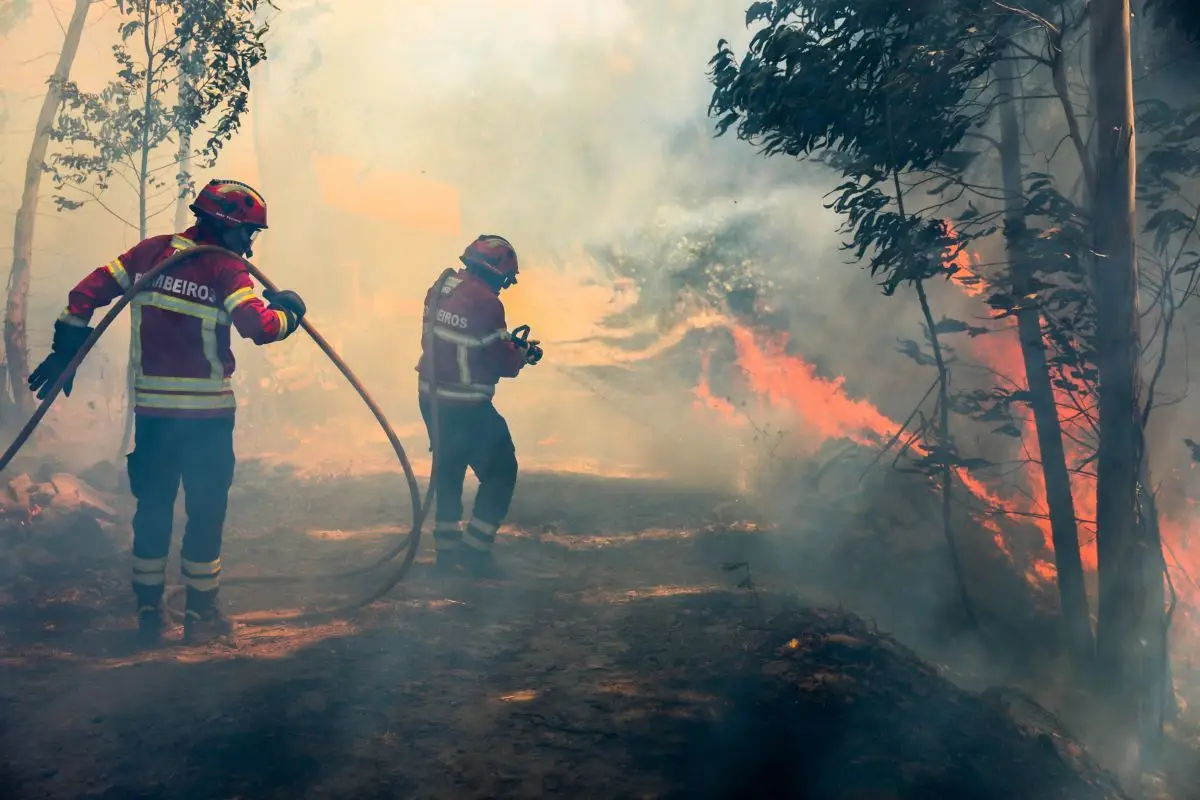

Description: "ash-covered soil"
0 462 1130 799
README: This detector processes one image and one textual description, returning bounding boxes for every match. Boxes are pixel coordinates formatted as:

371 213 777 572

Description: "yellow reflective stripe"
134 391 237 410
105 257 131 290
183 574 220 591
223 286 255 314
432 326 509 347
132 555 168 571
133 291 231 324
273 309 291 341
200 318 222 379
181 557 221 592
58 309 89 326
467 516 499 536
418 380 495 395
417 381 495 401
132 554 168 586
170 235 196 251
456 344 471 384
130 301 143 389
135 375 231 392
181 557 221 576
432 327 480 346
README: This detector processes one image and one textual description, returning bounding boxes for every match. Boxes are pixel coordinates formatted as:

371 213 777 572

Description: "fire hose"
0 247 463 626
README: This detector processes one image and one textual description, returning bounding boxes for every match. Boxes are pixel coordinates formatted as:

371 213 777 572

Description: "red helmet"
190 179 268 229
460 234 518 286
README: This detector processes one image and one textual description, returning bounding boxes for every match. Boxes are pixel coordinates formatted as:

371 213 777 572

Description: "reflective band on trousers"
132 555 168 586
463 517 498 552
433 521 463 551
181 557 221 592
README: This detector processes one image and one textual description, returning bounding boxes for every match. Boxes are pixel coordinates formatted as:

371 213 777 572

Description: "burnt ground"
0 462 1140 798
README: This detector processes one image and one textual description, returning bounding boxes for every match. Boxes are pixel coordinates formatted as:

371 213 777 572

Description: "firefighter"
416 234 542 579
27 178 307 646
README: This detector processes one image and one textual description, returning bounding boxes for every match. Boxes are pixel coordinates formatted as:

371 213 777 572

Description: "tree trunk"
1090 0 1150 773
916 276 978 631
119 0 157 459
4 0 91 415
995 54 1094 668
173 128 193 230
174 40 195 231
886 146 977 631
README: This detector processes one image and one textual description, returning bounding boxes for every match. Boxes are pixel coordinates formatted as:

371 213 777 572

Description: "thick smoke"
1 0 908 486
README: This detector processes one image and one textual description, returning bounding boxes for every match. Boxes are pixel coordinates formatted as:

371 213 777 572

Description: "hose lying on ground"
0 246 457 626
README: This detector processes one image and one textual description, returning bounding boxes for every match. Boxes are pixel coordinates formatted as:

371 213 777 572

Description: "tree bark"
174 41 195 231
4 0 91 415
119 0 157 459
994 54 1094 668
1090 0 1150 772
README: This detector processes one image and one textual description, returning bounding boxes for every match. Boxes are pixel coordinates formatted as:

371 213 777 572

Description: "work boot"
136 603 170 647
433 550 462 575
459 549 506 581
183 606 235 645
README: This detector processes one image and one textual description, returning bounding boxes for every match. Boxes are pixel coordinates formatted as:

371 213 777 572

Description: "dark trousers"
127 414 236 611
419 394 518 553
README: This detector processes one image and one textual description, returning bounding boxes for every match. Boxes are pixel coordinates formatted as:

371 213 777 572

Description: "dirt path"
0 466 787 799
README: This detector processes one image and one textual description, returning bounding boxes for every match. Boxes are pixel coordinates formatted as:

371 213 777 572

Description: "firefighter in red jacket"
28 179 307 646
417 234 542 579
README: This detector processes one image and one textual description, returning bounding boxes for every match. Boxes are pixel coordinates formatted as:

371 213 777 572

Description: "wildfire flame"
669 221 1200 662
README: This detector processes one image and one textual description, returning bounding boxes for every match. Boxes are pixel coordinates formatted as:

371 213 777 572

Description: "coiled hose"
0 247 456 626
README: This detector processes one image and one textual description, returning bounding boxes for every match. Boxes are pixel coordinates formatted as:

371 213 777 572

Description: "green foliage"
710 0 999 172
709 0 1005 295
1144 0 1200 42
1138 99 1200 272
710 0 1020 488
592 213 788 330
47 0 273 220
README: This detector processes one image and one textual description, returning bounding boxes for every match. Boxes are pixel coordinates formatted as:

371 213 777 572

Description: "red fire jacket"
415 268 524 403
60 227 293 418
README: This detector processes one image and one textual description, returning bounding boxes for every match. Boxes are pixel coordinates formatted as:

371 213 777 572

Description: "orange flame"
942 224 1200 651
687 220 1200 626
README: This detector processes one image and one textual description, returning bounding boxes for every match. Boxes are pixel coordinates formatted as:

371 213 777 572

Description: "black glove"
263 288 306 334
510 324 543 366
28 319 93 400
518 339 543 366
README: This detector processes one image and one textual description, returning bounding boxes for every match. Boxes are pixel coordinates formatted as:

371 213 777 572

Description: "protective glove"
519 339 544 366
28 320 93 400
263 288 306 334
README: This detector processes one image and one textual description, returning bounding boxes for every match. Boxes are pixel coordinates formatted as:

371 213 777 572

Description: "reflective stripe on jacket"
61 227 293 418
415 268 524 404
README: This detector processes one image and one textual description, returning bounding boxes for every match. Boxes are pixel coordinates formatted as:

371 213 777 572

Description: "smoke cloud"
0 0 887 488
